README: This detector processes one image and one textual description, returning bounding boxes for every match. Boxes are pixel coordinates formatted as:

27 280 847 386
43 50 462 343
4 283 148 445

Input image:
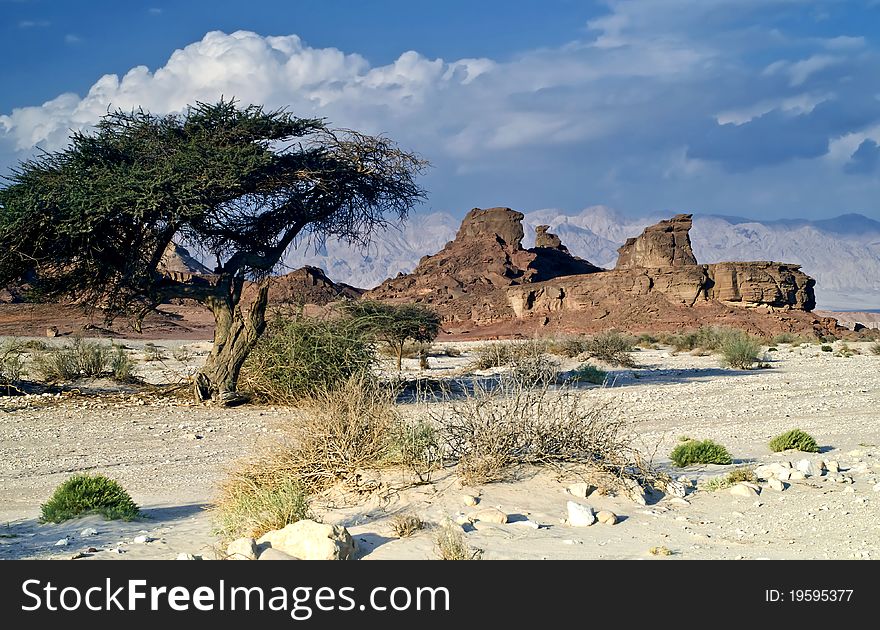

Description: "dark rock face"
616 213 698 269
535 225 565 250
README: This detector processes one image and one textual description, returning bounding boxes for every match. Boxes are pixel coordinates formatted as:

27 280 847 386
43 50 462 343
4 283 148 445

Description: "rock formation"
616 213 698 269
368 207 838 337
263 266 363 306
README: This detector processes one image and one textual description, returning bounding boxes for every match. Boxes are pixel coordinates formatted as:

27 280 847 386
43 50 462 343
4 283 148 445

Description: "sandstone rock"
788 470 806 481
597 510 618 525
257 520 355 560
768 478 786 492
567 482 595 499
46 326 58 338
80 527 98 537
616 214 698 269
243 265 364 308
661 479 688 498
796 459 816 477
226 537 258 560
623 478 648 505
133 535 154 544
258 548 299 561
566 501 596 527
825 460 840 474
730 483 760 498
454 514 473 526
776 469 792 481
472 508 508 524
461 494 479 507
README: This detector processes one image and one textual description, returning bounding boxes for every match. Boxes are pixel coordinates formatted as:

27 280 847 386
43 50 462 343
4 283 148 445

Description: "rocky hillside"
282 207 880 310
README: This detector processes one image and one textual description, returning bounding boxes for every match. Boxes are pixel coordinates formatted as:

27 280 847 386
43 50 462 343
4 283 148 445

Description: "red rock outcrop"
616 213 698 269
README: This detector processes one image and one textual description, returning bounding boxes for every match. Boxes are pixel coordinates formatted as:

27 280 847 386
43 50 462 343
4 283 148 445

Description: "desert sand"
1 338 878 560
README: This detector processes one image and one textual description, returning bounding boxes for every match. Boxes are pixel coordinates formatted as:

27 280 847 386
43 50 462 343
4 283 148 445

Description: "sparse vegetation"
388 419 442 483
435 522 481 560
569 363 608 385
390 514 424 538
343 300 441 370
820 345 833 352
871 342 880 356
240 314 376 403
546 336 589 358
109 346 135 382
172 346 192 363
769 429 819 453
584 331 636 367
0 339 26 393
701 467 756 491
142 343 166 362
835 342 858 358
214 477 310 540
471 339 548 369
32 338 126 381
40 474 139 523
670 439 733 467
649 545 673 556
720 331 762 369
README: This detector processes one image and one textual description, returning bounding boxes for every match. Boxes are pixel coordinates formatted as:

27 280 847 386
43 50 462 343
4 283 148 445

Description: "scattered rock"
258 548 299 561
454 514 472 526
70 552 87 560
768 478 786 492
226 537 258 560
567 482 596 499
257 520 356 560
795 459 816 477
176 553 200 560
106 548 125 555
80 527 98 537
87 547 98 553
730 483 760 498
661 479 687 498
649 545 673 556
788 471 806 481
54 538 70 547
512 519 541 529
776 469 792 481
461 494 479 507
597 510 618 525
46 326 58 338
825 460 840 474
472 508 508 524
667 497 690 506
623 478 647 505
133 535 154 544
873 482 880 492
566 501 596 527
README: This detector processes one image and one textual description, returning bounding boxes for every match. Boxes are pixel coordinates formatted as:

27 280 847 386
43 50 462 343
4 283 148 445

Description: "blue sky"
2 0 879 221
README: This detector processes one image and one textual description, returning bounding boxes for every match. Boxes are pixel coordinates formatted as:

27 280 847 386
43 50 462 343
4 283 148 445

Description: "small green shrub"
569 363 608 385
870 342 880 356
33 338 111 381
241 314 376 403
670 439 733 467
820 345 833 352
769 429 819 453
214 477 310 540
584 331 635 367
109 346 135 382
725 467 756 484
720 332 761 369
40 474 140 523
471 340 548 369
388 419 442 483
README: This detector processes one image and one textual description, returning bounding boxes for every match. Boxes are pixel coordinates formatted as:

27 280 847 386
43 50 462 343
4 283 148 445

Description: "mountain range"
281 207 880 311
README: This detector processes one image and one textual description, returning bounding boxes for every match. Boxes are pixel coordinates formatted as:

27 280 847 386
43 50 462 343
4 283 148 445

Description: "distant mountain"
280 207 880 311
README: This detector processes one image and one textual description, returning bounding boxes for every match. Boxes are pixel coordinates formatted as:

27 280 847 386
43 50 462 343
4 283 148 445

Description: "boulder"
472 508 508 524
616 214 698 269
226 537 258 560
258 548 299 561
257 520 356 560
566 501 596 527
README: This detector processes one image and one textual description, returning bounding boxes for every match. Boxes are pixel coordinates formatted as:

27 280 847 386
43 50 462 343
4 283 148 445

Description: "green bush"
546 336 590 358
820 345 833 352
33 338 111 381
109 346 135 382
214 477 310 540
769 429 819 453
720 332 761 369
670 439 733 467
471 340 548 369
388 419 442 483
342 300 441 370
569 363 608 385
584 331 635 367
40 474 140 523
240 314 376 403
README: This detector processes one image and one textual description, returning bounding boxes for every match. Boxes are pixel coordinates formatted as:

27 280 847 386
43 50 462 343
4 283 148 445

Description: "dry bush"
390 514 424 538
545 336 590 358
435 522 481 560
142 342 166 362
471 339 549 369
387 418 442 483
430 373 658 487
31 338 129 381
584 331 636 367
214 477 310 540
870 342 880 356
0 339 27 393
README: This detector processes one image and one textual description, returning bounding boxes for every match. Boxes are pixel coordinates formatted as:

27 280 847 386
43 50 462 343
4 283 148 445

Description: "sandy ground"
1 339 878 560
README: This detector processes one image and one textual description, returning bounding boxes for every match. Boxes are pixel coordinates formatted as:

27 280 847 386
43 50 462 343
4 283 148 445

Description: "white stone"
461 494 479 507
512 519 540 529
472 508 508 524
873 482 880 492
133 535 154 544
258 548 299 560
729 483 759 498
454 514 472 526
825 460 840 474
776 469 791 481
176 553 199 560
567 483 595 499
796 459 816 476
80 527 98 537
597 510 618 525
623 478 647 505
788 470 806 481
566 501 596 527
257 520 355 560
768 478 786 492
668 497 690 506
226 537 258 560
54 537 70 547
662 479 687 498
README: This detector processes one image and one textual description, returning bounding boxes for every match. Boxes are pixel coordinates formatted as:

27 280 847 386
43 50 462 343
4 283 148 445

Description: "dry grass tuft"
390 514 425 538
435 522 482 560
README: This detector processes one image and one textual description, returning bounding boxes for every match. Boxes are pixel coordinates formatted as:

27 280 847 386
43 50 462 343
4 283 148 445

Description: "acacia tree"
344 300 441 370
0 100 426 402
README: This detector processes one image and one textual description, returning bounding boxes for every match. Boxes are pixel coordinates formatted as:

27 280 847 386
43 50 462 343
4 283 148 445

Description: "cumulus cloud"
1 0 879 220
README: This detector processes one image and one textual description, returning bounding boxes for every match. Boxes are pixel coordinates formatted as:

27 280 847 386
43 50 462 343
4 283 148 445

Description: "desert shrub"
435 522 481 560
214 476 310 540
835 342 858 358
432 373 657 486
109 346 135 382
390 514 424 538
820 345 833 353
546 336 590 358
441 346 461 358
767 346 778 352
0 340 26 392
871 342 880 356
241 314 376 403
726 467 756 484
511 354 560 387
40 474 139 523
670 439 733 467
569 363 608 385
720 332 761 369
343 301 441 370
769 429 819 453
33 338 111 381
142 343 166 362
472 340 548 369
172 346 192 362
635 333 659 347
387 419 442 483
584 331 635 367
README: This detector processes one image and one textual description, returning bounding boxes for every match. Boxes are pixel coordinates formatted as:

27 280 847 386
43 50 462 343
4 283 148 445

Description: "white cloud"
716 92 833 125
787 54 840 86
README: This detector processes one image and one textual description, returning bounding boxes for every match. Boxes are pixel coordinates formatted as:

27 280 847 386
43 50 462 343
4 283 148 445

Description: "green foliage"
109 346 135 382
546 336 590 358
670 439 733 467
215 477 310 541
584 331 636 367
569 363 608 385
388 420 442 483
820 345 833 352
726 467 756 484
33 338 110 381
40 474 139 523
343 301 441 370
769 429 819 453
720 332 762 369
241 314 376 403
472 340 548 370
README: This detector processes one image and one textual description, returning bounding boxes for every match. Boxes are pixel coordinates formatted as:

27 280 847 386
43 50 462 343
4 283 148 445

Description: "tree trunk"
194 279 269 404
